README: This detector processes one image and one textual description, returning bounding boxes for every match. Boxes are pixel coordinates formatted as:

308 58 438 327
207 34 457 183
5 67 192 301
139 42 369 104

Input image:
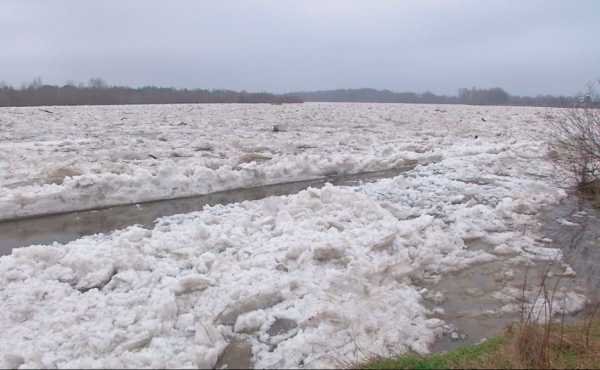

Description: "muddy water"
540 196 600 300
429 195 600 353
426 259 570 352
0 166 416 256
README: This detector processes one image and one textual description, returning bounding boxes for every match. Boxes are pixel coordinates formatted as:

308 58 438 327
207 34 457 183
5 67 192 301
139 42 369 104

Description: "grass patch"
362 319 600 369
363 337 505 370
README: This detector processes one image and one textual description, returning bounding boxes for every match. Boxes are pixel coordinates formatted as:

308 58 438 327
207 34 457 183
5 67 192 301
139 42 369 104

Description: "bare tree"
28 76 43 89
88 77 107 89
549 81 600 196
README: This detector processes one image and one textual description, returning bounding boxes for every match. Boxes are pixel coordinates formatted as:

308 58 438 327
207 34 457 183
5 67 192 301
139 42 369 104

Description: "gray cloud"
1 0 598 95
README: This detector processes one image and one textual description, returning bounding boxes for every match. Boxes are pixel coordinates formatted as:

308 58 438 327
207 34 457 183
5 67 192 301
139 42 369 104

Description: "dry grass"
487 317 600 369
362 318 600 369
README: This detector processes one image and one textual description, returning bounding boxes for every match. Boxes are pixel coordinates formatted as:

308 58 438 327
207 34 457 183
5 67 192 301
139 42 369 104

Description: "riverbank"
364 318 600 369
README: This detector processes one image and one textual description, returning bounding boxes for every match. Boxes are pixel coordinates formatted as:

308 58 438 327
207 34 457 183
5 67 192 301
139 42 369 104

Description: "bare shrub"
548 81 600 199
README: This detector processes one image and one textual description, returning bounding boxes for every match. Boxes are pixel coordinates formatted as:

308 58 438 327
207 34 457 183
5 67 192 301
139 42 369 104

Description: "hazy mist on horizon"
1 0 598 96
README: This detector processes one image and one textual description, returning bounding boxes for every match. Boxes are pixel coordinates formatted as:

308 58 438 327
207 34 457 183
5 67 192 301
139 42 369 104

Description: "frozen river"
0 103 592 368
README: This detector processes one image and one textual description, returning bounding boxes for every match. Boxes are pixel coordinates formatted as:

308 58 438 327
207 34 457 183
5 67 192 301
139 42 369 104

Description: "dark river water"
0 166 415 256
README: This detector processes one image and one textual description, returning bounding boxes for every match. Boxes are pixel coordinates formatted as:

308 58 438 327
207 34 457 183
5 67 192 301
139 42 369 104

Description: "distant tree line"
0 78 591 108
288 87 582 107
0 78 302 107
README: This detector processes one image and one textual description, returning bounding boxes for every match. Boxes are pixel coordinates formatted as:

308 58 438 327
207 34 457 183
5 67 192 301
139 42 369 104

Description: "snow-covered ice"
0 181 566 368
0 103 561 220
0 103 579 368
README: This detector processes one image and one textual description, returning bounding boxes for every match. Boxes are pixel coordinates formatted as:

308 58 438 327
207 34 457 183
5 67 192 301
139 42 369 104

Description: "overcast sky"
1 0 598 96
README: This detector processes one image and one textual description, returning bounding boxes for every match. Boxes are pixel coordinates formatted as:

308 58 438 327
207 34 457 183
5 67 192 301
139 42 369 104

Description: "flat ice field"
0 103 586 368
